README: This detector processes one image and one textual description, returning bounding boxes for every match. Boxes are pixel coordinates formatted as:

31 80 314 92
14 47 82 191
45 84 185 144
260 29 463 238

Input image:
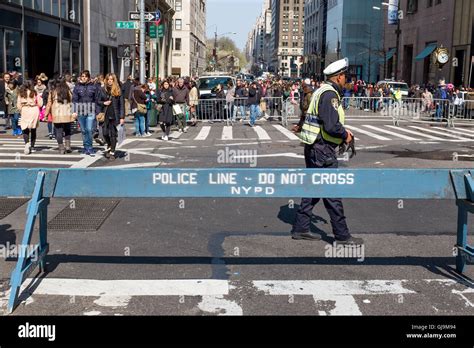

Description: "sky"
206 0 265 51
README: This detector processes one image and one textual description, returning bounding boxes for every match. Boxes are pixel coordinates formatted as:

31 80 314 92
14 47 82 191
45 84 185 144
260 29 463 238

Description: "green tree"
206 37 247 72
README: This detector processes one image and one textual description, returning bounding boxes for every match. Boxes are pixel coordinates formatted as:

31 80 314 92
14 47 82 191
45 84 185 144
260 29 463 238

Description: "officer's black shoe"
334 236 364 245
291 231 322 241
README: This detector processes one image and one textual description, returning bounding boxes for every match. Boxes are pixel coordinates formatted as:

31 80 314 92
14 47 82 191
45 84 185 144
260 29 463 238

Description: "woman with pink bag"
17 81 43 155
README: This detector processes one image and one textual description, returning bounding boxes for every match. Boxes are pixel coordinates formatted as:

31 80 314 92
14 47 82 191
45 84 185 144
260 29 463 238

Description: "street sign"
116 21 139 30
149 25 157 39
129 11 161 22
157 24 164 38
118 45 131 58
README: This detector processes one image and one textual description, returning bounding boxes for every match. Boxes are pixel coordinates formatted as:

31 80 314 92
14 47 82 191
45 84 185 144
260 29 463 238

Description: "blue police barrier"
0 168 473 313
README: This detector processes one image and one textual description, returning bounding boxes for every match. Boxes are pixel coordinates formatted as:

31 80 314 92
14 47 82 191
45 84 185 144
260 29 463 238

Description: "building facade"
271 0 305 77
171 0 206 77
383 0 457 86
452 0 474 87
83 0 136 79
303 0 326 79
0 0 82 79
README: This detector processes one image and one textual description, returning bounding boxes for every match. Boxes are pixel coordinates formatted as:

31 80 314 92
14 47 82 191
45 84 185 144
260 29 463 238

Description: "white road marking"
385 126 445 140
253 126 271 140
252 280 416 296
93 296 132 308
195 126 211 141
362 125 420 141
346 125 391 141
451 127 474 135
313 295 362 316
431 127 474 138
222 126 233 140
21 279 230 296
92 162 162 169
0 159 76 165
198 295 243 316
233 153 304 159
273 125 299 140
125 149 175 159
169 131 183 139
70 155 102 168
0 152 84 158
409 126 472 141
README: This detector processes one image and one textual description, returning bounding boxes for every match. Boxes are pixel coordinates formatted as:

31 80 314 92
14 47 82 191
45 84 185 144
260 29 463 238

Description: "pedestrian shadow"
0 224 16 246
277 203 332 243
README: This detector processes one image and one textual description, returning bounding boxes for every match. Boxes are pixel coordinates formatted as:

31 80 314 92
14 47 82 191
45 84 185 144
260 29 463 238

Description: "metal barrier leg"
456 203 468 274
7 171 50 313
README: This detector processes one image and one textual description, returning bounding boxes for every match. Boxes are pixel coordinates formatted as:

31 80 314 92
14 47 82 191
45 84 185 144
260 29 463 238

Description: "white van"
377 80 409 97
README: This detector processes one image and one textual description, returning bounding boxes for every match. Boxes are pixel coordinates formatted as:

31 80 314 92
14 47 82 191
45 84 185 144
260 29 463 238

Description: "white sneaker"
24 143 31 155
145 132 152 137
178 129 183 133
163 135 168 141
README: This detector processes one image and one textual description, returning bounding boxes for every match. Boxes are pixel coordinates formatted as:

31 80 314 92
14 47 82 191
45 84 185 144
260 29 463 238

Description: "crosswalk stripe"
346 125 391 141
385 126 445 140
222 126 233 140
409 126 472 141
362 125 420 141
272 125 299 140
253 126 271 140
195 126 211 141
432 127 474 138
0 153 84 159
0 159 76 165
451 127 474 135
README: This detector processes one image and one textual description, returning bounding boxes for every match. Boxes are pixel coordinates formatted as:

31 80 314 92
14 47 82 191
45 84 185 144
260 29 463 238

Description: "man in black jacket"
248 82 259 127
121 75 133 117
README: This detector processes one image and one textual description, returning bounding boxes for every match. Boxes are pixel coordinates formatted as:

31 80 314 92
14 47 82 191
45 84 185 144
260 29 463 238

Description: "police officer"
291 58 363 245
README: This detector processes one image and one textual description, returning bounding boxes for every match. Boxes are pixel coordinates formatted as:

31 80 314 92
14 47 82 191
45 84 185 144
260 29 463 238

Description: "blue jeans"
250 104 259 126
10 113 20 132
235 105 246 120
78 114 95 149
135 113 146 135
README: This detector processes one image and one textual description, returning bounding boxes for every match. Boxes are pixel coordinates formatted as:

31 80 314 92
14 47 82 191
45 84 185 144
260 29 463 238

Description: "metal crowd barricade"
1 168 474 313
282 97 301 127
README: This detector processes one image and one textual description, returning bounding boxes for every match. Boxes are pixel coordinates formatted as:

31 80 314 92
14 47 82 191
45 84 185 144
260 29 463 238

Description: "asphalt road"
1 113 474 316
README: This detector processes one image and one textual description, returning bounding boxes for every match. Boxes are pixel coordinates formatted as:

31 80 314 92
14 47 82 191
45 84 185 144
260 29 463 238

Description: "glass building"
326 0 383 83
0 0 82 79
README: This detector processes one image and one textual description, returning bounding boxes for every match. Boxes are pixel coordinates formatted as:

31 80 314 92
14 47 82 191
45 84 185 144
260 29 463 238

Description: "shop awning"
415 43 437 61
386 48 396 60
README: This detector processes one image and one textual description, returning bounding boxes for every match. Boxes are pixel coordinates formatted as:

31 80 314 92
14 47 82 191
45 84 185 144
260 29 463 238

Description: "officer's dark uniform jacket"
298 80 347 150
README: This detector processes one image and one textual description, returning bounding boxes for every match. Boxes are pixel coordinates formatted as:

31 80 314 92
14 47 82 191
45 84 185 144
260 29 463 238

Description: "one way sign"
129 11 160 22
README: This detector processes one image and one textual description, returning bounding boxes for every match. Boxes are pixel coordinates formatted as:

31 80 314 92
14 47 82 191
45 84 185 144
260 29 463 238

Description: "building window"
407 0 418 13
175 38 182 51
427 0 433 7
175 19 182 30
175 0 182 11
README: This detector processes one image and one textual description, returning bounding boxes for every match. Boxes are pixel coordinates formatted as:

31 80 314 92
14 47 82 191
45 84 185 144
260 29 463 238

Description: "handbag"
133 92 147 114
97 93 113 122
173 104 183 116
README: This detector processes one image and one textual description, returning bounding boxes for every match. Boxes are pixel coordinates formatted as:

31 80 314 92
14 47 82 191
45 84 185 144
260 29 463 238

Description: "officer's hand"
292 125 302 133
345 130 354 144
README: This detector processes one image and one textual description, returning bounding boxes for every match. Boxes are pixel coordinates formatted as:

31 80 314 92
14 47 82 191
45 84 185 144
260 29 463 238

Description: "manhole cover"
48 199 120 231
0 198 29 220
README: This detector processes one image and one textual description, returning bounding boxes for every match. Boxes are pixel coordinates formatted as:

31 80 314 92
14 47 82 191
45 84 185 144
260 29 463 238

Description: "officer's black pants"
292 143 351 241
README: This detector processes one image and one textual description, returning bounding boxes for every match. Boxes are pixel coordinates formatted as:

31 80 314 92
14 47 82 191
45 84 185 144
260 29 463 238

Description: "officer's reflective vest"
298 83 345 145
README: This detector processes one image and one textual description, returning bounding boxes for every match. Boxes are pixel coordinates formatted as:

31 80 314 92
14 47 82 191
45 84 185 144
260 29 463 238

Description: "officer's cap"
324 58 349 77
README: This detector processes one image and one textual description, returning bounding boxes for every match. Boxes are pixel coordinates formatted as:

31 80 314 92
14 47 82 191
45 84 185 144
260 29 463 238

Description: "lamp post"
382 1 401 81
213 30 237 71
334 27 341 60
373 6 386 80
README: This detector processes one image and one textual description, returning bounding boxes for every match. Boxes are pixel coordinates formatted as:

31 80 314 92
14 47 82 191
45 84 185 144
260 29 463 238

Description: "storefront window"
0 30 4 73
44 0 51 15
34 0 43 11
23 0 33 8
61 0 67 19
52 0 59 17
72 41 80 75
61 39 71 74
5 30 22 73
